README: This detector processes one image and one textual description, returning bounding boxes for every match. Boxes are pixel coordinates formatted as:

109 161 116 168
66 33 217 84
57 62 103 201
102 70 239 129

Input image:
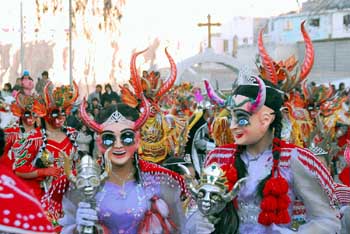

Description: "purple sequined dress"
96 175 160 234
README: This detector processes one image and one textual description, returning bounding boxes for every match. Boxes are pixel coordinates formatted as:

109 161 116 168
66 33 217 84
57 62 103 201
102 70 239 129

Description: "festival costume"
0 164 55 234
193 21 342 233
12 81 79 228
205 142 341 233
59 94 187 233
119 48 184 163
60 160 187 234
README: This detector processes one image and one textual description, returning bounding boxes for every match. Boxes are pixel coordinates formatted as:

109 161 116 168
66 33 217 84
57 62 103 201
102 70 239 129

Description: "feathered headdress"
257 21 314 93
120 48 177 108
43 81 79 114
10 93 46 118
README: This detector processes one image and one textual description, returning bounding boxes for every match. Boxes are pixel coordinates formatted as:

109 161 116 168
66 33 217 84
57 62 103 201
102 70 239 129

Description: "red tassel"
275 209 291 224
258 211 276 226
263 177 278 196
273 177 289 195
260 195 278 211
277 194 291 210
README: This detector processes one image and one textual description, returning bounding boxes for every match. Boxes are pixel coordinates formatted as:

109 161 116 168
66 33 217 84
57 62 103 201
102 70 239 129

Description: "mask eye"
89 177 100 187
60 110 66 116
197 190 205 199
237 117 250 127
76 178 87 189
101 133 115 148
120 131 135 146
23 111 31 118
51 110 59 118
210 193 222 201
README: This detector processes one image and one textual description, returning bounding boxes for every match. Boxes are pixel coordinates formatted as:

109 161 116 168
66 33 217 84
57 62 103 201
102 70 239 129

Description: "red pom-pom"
260 195 278 211
258 211 276 226
275 209 291 224
277 194 291 210
270 176 289 196
263 177 278 196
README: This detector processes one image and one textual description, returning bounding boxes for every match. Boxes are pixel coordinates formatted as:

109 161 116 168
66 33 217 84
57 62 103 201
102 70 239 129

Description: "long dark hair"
212 201 239 234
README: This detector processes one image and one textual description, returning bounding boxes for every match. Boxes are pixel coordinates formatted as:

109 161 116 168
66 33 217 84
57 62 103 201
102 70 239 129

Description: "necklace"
111 170 135 199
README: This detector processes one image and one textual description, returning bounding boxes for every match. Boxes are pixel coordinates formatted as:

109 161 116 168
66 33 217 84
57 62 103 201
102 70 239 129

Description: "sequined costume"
60 160 187 234
205 142 341 233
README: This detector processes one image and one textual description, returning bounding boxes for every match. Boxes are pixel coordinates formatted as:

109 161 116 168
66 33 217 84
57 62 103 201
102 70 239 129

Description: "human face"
46 108 66 128
22 111 37 126
101 121 139 166
229 95 268 145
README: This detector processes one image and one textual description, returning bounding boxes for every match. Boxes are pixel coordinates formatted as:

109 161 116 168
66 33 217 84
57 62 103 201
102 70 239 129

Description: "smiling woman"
59 97 187 234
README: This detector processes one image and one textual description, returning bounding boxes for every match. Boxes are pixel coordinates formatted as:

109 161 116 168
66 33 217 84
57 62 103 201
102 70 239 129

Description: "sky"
0 0 307 84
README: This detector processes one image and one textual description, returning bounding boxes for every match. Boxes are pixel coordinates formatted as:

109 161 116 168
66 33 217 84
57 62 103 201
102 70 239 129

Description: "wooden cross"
198 14 221 48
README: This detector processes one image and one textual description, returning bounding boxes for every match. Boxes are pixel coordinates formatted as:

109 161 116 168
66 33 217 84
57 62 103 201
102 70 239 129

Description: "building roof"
302 0 350 12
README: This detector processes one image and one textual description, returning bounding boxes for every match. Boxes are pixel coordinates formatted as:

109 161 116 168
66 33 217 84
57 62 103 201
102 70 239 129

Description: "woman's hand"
76 202 98 231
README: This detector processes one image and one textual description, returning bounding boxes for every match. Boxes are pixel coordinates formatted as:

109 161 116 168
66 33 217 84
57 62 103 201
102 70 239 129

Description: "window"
309 18 320 27
223 39 229 52
243 37 248 44
344 14 350 27
283 20 293 31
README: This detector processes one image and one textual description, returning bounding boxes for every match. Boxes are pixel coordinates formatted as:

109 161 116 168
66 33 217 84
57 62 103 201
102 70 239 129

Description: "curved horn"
130 48 148 98
222 177 247 202
300 21 315 80
204 79 225 106
156 48 177 97
79 98 103 133
133 94 150 130
258 29 278 85
249 76 266 113
43 81 53 108
178 164 199 196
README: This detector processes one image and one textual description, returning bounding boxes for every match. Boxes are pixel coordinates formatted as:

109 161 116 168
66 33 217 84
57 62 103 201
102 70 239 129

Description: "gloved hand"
76 202 98 229
184 210 215 234
37 167 61 177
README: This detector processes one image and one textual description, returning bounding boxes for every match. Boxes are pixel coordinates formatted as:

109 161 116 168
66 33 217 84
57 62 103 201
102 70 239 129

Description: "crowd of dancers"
0 21 350 234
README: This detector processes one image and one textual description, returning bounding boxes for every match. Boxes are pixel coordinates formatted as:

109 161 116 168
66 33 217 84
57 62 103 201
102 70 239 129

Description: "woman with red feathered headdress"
12 81 79 229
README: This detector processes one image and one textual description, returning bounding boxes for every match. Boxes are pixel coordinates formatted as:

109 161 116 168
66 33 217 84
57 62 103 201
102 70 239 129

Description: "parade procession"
0 0 350 233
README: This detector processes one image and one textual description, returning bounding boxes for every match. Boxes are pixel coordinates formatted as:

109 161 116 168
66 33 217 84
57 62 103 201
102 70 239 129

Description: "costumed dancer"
0 128 56 234
59 96 187 233
13 81 79 228
0 92 43 169
191 22 341 234
119 48 184 163
203 75 341 233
